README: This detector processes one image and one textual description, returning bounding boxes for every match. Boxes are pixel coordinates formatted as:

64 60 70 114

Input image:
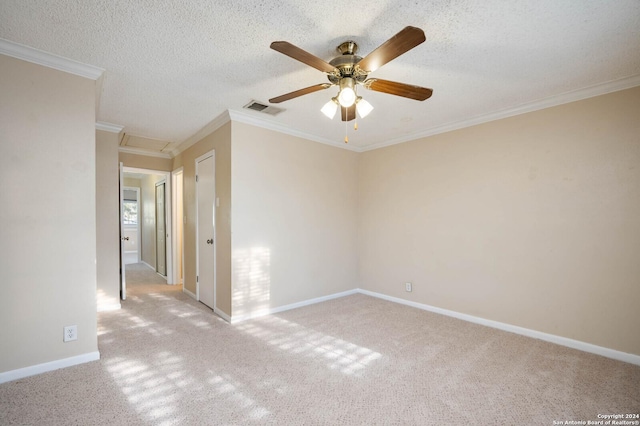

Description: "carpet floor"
1 263 638 425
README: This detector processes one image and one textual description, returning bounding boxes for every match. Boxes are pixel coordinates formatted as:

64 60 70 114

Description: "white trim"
356 289 640 366
118 146 172 159
229 289 359 324
175 75 640 156
0 351 100 384
0 38 104 80
224 286 640 364
172 111 231 157
362 74 640 152
183 287 197 300
140 260 155 271
97 303 121 312
171 168 184 286
96 122 124 133
228 109 361 152
119 162 127 301
172 108 363 158
214 308 232 323
123 166 169 176
173 75 640 158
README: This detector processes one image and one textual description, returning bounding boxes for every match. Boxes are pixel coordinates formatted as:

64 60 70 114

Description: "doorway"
119 166 174 301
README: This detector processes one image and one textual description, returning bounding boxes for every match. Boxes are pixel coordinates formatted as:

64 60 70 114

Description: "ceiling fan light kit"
321 98 339 119
355 98 374 118
337 77 357 107
269 26 433 142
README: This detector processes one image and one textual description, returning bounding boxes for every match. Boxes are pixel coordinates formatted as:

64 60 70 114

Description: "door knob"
206 239 213 244
122 236 129 241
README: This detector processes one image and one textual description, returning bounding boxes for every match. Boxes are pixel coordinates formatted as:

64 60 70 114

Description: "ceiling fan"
269 26 433 122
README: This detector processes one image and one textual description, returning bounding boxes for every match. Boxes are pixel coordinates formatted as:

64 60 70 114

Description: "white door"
119 162 127 300
196 153 215 309
122 187 140 265
156 181 167 276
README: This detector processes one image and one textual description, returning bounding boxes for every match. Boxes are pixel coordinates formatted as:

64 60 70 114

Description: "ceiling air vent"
243 100 284 116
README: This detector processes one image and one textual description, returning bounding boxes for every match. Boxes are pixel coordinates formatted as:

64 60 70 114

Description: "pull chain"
344 117 348 143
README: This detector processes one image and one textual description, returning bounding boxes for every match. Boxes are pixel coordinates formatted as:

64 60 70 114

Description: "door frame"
155 179 167 276
119 162 127 300
195 150 216 308
171 167 184 286
122 166 174 284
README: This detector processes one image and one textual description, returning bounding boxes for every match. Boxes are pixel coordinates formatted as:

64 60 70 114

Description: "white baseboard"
97 303 121 312
229 289 359 324
357 289 640 366
140 260 155 271
183 287 197 300
214 307 232 322
0 351 101 384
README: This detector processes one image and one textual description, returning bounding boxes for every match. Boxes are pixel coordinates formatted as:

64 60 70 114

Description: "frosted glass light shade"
356 99 374 118
338 87 356 107
321 100 338 119
337 78 356 107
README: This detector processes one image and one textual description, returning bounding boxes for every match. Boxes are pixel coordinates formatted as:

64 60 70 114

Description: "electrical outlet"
64 325 77 342
405 282 412 292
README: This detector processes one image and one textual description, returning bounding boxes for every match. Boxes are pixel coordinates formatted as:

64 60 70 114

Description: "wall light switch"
405 282 412 292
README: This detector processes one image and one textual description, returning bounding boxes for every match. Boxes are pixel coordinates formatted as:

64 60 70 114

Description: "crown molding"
228 109 361 152
118 146 172 159
171 110 231 157
0 38 104 80
362 74 640 152
95 122 124 133
181 74 640 155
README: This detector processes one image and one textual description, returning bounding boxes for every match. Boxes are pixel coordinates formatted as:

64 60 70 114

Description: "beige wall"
0 55 98 373
172 123 232 315
231 123 359 317
119 152 172 171
123 177 141 188
140 173 164 268
358 86 640 356
96 129 121 310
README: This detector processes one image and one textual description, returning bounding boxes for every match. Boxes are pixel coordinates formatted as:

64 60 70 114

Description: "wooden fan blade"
364 78 433 101
270 41 338 74
356 26 426 73
269 83 332 104
341 104 356 121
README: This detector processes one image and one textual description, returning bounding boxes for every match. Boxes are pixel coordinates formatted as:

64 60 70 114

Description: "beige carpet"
1 264 638 425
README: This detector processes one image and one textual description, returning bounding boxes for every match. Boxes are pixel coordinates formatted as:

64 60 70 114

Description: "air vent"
243 100 285 116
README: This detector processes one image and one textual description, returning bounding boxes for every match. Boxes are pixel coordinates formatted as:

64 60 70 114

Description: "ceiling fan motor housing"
328 41 367 84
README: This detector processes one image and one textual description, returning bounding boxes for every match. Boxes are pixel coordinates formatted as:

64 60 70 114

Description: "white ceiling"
2 0 639 154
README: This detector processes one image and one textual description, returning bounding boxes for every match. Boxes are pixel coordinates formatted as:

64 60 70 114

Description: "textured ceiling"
1 0 639 153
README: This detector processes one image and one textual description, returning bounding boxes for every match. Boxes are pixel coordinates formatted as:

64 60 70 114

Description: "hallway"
125 262 171 287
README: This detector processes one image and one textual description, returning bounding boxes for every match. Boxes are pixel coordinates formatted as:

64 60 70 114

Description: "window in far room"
122 199 138 225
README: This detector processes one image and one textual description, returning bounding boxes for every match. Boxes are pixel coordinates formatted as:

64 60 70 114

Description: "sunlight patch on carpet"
236 316 382 376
